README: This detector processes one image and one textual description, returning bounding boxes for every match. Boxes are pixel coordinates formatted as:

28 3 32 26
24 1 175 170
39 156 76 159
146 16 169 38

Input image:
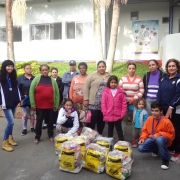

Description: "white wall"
0 1 179 62
160 33 180 68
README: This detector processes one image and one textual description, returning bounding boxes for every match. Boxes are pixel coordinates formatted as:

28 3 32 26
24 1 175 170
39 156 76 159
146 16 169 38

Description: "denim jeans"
145 98 156 115
3 107 16 140
138 136 170 160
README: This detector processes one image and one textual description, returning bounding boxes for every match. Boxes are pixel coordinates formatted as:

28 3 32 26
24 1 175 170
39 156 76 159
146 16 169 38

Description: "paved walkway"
0 117 180 180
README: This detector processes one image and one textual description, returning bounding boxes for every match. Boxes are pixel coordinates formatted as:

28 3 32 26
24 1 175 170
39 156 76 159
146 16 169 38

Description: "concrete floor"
0 117 180 180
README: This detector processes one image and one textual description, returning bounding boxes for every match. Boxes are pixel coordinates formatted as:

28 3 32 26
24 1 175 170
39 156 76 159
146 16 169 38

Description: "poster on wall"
132 20 159 54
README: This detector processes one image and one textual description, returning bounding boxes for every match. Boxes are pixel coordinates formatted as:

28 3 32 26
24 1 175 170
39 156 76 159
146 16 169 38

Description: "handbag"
79 110 92 123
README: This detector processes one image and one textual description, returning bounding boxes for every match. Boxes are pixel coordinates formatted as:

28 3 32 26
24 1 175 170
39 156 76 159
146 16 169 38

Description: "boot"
2 140 13 152
8 135 18 146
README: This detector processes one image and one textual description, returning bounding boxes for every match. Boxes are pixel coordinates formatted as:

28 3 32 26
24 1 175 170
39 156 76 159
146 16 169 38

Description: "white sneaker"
168 150 175 155
170 154 180 162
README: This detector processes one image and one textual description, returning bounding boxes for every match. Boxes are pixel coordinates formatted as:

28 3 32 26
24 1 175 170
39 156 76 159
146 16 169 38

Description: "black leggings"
87 109 105 135
108 120 123 141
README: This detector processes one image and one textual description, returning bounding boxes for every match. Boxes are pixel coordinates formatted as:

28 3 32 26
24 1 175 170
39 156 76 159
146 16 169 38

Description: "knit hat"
1 60 14 68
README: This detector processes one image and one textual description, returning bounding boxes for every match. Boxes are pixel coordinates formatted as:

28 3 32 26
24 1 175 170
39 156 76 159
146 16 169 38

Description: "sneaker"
21 129 27 136
161 159 169 170
132 144 138 148
168 150 175 155
170 153 180 162
152 151 159 157
31 128 35 133
42 124 47 129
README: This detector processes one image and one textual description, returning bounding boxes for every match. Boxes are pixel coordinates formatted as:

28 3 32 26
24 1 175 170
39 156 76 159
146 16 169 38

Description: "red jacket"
101 87 127 122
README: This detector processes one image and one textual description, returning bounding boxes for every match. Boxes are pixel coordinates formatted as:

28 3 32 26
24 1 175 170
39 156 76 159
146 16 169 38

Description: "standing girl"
129 98 148 148
101 75 127 140
17 64 35 135
56 98 79 135
0 60 21 152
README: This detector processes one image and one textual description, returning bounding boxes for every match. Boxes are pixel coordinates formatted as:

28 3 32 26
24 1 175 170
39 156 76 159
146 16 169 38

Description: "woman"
29 64 59 144
83 61 110 135
119 63 144 133
143 59 165 115
17 64 35 135
157 59 180 162
69 62 88 113
0 60 21 152
42 68 64 129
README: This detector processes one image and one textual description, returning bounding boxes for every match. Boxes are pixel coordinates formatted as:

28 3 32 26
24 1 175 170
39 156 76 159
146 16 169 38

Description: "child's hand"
66 111 71 117
138 140 144 145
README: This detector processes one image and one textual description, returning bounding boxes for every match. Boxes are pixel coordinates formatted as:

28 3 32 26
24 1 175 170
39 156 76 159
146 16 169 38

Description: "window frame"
29 22 62 41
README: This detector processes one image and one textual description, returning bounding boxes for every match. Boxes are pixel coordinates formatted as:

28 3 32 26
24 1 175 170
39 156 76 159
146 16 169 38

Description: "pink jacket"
101 87 127 122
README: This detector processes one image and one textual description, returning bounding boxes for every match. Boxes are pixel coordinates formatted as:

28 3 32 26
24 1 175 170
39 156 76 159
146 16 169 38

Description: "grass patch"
47 62 149 78
1 61 149 77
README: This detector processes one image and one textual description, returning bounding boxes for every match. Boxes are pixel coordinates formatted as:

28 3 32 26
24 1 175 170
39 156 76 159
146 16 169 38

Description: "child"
56 98 79 135
129 98 148 148
101 75 127 141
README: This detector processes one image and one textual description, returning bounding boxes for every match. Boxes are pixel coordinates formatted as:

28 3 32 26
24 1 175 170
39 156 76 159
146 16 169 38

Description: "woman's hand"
54 108 58 112
31 107 36 111
83 100 89 107
165 107 173 119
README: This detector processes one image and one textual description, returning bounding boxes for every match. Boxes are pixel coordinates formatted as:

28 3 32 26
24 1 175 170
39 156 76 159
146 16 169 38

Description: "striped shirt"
119 74 144 103
146 70 160 99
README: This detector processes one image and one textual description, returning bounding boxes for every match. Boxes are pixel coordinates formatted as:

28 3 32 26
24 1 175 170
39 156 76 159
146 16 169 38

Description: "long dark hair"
106 75 118 88
0 65 17 86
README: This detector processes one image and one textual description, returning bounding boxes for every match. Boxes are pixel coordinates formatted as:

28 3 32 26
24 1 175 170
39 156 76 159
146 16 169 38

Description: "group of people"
0 58 180 171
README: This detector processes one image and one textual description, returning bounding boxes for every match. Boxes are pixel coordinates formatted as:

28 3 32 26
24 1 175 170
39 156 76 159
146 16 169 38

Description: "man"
138 101 175 170
62 60 79 99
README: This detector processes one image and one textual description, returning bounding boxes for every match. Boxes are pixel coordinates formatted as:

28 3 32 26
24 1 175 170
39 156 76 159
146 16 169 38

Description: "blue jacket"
157 73 180 112
17 74 35 99
62 70 79 98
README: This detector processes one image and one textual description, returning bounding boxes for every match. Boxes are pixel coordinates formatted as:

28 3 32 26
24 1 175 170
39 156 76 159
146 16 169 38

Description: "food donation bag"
54 133 74 155
83 143 108 173
80 127 99 142
59 140 83 173
73 136 91 158
114 141 132 157
106 150 133 180
94 136 113 151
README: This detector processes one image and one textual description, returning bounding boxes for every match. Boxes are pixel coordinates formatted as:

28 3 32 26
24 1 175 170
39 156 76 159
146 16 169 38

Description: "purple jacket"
101 87 127 122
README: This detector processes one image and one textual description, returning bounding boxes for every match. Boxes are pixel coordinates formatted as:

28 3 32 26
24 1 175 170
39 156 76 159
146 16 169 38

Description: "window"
162 17 169 24
131 12 139 21
30 23 62 40
66 22 92 39
0 27 22 42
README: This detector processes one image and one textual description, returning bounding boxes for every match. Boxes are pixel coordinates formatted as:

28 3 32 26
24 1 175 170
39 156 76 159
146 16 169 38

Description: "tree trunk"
93 2 104 62
106 0 120 73
5 0 15 62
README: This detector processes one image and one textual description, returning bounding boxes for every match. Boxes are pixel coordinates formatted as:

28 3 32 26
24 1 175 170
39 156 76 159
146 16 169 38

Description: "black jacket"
143 70 166 98
55 76 64 104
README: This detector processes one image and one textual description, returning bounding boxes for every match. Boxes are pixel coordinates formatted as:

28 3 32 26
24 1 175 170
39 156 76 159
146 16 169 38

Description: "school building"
0 0 180 67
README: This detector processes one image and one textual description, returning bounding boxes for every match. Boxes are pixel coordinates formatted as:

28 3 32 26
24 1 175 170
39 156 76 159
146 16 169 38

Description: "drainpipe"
169 2 173 34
